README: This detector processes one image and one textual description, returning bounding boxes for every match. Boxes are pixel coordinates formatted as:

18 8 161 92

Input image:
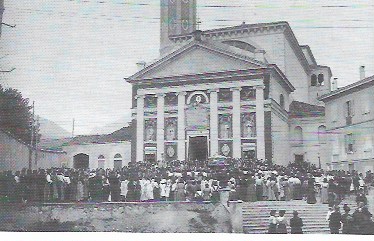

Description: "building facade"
319 75 374 173
127 0 332 166
62 141 131 170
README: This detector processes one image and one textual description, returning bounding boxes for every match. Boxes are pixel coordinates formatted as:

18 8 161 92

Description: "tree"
0 85 36 144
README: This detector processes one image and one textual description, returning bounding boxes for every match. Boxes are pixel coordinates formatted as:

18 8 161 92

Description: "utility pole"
72 118 75 139
28 101 35 170
34 115 40 168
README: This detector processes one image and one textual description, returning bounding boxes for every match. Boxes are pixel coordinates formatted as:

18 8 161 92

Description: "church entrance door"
73 153 89 169
188 136 208 163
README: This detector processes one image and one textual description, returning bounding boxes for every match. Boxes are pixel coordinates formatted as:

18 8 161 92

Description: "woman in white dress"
120 178 129 201
160 179 167 201
140 177 148 201
267 178 277 201
320 178 329 204
146 179 154 201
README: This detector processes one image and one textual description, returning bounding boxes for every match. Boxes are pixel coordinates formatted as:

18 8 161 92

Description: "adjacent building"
319 73 374 173
61 127 132 170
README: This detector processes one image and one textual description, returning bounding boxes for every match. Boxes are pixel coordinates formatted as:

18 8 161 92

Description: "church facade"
126 0 332 166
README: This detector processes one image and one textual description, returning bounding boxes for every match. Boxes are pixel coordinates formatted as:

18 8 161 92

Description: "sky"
1 0 373 136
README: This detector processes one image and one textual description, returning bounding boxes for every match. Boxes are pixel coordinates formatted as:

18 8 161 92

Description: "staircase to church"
242 198 357 234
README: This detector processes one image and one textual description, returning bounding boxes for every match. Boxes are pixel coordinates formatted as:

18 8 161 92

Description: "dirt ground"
0 202 233 233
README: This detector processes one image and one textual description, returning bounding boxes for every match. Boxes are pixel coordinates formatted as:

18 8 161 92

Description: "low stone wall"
0 202 238 233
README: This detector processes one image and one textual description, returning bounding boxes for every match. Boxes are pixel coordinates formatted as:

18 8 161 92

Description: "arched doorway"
73 153 89 169
98 155 106 169
113 153 123 170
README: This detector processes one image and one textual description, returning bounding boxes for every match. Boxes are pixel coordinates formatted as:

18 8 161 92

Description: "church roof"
300 45 317 66
289 101 325 118
169 21 311 73
127 40 267 81
318 75 374 102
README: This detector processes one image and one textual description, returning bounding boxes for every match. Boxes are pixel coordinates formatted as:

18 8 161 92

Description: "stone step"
243 213 329 217
243 200 357 207
243 224 332 229
244 210 329 214
243 228 331 234
243 219 329 224
242 199 358 234
243 222 328 227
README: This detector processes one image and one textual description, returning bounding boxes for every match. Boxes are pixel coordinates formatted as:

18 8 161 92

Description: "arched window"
294 126 303 145
318 74 324 86
98 155 105 169
113 153 123 170
280 94 285 109
311 74 317 86
318 125 326 144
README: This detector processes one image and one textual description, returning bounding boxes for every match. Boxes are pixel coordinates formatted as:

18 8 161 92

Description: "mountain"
38 117 70 139
37 117 71 150
89 114 132 135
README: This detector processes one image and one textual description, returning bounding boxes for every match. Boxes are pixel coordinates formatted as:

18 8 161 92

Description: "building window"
279 94 285 109
345 100 354 125
345 134 354 153
318 125 326 144
318 74 324 86
311 74 317 86
294 126 303 145
98 155 105 169
330 103 338 123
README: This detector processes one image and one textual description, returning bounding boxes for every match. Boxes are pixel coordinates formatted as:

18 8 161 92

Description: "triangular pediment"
130 42 265 81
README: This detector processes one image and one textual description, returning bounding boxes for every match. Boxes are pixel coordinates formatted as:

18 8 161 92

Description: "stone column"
157 93 165 162
232 87 242 159
136 95 145 162
177 92 187 161
256 86 266 161
209 89 219 156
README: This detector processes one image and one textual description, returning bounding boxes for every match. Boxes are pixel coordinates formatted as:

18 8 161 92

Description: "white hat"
160 179 166 184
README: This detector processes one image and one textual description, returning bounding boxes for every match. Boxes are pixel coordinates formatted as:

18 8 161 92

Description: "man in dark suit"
329 205 342 234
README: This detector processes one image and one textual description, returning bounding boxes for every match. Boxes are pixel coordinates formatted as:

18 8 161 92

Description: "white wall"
269 75 290 111
289 117 329 168
271 110 290 166
63 141 131 170
0 130 66 171
284 36 309 103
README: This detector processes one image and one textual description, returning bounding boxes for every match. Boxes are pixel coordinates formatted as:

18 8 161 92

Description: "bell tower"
160 0 197 55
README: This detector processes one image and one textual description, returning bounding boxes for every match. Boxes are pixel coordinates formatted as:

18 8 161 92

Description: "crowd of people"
0 158 372 205
1 158 374 234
